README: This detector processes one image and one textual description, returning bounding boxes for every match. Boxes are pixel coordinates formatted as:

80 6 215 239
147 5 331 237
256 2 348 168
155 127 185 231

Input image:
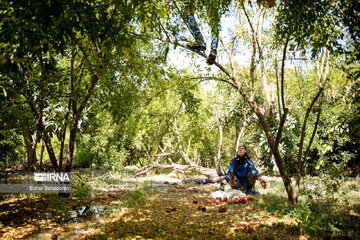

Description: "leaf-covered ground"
83 183 305 240
0 174 359 239
0 195 80 239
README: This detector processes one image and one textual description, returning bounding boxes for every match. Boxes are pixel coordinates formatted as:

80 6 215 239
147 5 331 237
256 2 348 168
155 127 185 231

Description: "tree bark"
65 76 99 172
275 57 282 119
234 126 240 156
235 117 248 156
216 123 224 176
253 105 298 204
150 125 163 163
295 89 323 191
40 141 45 170
59 94 72 171
22 125 38 171
65 118 79 172
174 114 196 165
27 97 59 171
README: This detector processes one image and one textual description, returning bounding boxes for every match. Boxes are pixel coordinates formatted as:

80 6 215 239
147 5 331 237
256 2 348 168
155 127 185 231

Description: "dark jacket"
226 157 259 192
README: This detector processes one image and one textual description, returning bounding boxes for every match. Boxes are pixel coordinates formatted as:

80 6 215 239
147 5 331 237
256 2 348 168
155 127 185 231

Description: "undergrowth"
257 176 360 239
124 181 156 208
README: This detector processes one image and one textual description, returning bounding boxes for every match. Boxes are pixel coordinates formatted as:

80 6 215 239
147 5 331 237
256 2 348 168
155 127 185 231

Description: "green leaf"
1 87 7 97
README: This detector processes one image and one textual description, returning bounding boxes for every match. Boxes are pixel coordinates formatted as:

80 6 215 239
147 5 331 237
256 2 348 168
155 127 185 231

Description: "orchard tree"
139 0 356 204
0 0 160 172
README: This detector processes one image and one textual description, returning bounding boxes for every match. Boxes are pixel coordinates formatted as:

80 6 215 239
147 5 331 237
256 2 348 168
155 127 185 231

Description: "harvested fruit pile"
192 194 255 213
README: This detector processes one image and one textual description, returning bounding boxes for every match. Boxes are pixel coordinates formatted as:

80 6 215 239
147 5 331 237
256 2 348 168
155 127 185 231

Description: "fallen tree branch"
152 152 177 158
183 176 224 184
133 163 220 180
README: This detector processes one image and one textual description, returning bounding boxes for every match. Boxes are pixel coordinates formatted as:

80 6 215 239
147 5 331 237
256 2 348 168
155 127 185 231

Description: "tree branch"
130 32 247 98
295 87 324 187
280 35 290 113
274 108 289 150
274 56 282 119
219 36 235 76
303 93 323 168
294 66 306 107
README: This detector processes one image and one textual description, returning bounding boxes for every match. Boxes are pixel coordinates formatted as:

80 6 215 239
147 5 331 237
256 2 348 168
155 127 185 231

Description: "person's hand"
260 179 266 189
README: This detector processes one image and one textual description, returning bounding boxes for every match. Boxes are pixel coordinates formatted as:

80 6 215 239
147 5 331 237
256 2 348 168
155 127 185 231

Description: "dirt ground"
1 173 358 239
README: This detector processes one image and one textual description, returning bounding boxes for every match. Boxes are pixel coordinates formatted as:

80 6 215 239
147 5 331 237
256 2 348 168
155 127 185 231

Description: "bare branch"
318 50 325 85
235 115 249 156
303 93 323 166
295 87 324 186
151 0 173 42
274 56 282 119
258 12 273 118
186 137 192 157
255 7 265 54
75 72 102 119
219 36 235 76
294 67 306 107
133 163 221 181
244 10 256 99
130 33 248 99
152 152 177 158
280 35 290 113
159 145 175 164
174 112 196 165
241 3 264 101
274 108 289 150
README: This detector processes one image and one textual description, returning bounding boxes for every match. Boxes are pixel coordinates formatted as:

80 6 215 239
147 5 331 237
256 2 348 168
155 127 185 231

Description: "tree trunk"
27 97 59 171
174 115 196 165
272 147 298 204
59 98 71 171
255 107 298 204
294 89 324 198
234 126 239 156
65 71 101 172
235 118 248 156
22 126 37 171
216 123 224 176
133 162 221 183
40 141 45 170
149 121 164 163
65 117 79 172
40 124 60 171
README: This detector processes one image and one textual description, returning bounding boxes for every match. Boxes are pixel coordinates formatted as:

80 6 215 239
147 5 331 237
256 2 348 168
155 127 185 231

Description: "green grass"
254 176 360 239
77 169 157 208
124 181 156 208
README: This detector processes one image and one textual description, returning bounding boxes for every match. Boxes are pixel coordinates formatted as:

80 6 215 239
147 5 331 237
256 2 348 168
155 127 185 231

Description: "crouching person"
221 146 266 194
